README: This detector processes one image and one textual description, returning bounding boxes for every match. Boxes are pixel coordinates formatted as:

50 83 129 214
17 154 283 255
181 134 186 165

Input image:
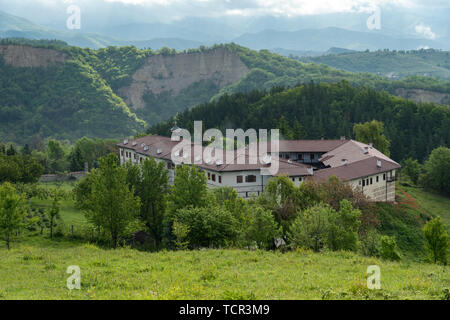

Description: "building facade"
118 135 401 202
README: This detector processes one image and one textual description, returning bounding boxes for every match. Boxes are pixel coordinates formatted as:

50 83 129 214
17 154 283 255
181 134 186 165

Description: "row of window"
360 173 387 187
281 153 320 161
207 172 223 184
236 175 257 184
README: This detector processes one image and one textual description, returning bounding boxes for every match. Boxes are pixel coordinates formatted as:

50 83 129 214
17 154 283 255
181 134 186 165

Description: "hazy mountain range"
1 9 449 52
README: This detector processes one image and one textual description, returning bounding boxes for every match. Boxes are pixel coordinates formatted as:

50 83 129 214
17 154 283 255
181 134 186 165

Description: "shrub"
380 236 401 261
423 216 448 265
172 220 190 250
173 206 239 248
244 207 280 250
327 200 361 252
359 228 381 257
288 203 332 252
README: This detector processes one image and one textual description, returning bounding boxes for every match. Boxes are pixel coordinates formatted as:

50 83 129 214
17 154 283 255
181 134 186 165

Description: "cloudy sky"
1 0 448 39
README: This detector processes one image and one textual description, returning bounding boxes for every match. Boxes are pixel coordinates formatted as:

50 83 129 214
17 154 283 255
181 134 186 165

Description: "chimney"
377 160 382 168
340 136 346 141
341 159 348 166
369 142 373 148
307 167 314 175
364 146 369 154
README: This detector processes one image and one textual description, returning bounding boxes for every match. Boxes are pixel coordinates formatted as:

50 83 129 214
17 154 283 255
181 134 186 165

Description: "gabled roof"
117 135 312 176
311 157 401 182
319 140 399 168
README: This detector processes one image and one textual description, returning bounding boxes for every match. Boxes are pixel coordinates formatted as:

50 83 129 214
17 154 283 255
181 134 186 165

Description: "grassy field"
0 182 448 300
0 237 448 300
400 185 450 227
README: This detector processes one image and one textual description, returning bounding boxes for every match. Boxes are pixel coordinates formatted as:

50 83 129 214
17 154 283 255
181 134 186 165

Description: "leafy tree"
76 154 141 248
169 165 208 212
47 140 67 173
47 189 62 239
130 158 169 248
288 204 332 252
6 145 16 156
402 158 422 185
173 206 239 248
353 120 391 156
327 200 361 251
359 228 381 257
0 183 27 249
423 216 448 264
172 220 190 250
259 175 298 232
422 147 450 195
69 146 85 172
244 207 280 250
22 144 31 156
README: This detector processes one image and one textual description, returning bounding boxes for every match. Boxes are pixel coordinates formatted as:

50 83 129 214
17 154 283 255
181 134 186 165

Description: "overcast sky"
1 0 448 39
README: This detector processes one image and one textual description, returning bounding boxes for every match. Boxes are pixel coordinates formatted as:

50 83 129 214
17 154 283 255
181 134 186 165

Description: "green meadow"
0 182 448 300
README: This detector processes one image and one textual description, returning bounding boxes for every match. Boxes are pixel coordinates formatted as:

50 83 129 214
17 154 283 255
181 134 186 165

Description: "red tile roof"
311 157 401 182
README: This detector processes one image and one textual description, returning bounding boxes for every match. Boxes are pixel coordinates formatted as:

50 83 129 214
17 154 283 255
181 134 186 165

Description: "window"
292 177 295 182
298 154 303 161
246 175 257 183
140 158 143 164
376 176 379 183
383 173 386 181
121 150 124 156
208 172 211 180
362 180 365 187
237 176 243 184
167 162 174 170
219 176 222 184
366 179 369 185
134 154 136 160
370 178 373 185
212 174 216 182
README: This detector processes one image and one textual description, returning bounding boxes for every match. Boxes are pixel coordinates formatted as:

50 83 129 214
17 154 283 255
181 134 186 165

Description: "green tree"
260 175 298 232
353 120 391 156
288 204 332 252
47 140 66 173
77 154 141 248
423 216 448 264
402 158 422 185
48 189 62 239
244 207 280 250
0 183 27 249
327 199 361 251
422 147 450 195
173 205 239 248
132 158 169 248
169 165 208 212
69 146 85 172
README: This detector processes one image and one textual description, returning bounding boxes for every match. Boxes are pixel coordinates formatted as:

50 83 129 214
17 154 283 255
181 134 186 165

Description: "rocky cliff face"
0 45 67 67
118 47 250 109
395 88 450 105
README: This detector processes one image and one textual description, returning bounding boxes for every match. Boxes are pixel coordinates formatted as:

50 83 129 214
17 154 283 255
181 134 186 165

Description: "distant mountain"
234 27 448 52
298 49 450 80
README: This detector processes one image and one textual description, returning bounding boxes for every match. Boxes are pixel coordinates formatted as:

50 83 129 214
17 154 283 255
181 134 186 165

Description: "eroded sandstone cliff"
118 47 250 109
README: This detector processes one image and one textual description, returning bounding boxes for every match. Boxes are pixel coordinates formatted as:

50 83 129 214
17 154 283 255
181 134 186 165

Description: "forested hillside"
151 81 450 163
1 39 450 145
298 49 450 80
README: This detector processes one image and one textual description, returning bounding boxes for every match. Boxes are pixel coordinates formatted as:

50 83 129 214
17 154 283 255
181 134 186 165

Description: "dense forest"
1 39 450 145
151 81 450 163
298 49 450 80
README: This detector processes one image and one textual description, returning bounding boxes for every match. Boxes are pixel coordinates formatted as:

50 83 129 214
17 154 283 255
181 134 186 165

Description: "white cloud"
415 23 436 39
102 0 416 16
